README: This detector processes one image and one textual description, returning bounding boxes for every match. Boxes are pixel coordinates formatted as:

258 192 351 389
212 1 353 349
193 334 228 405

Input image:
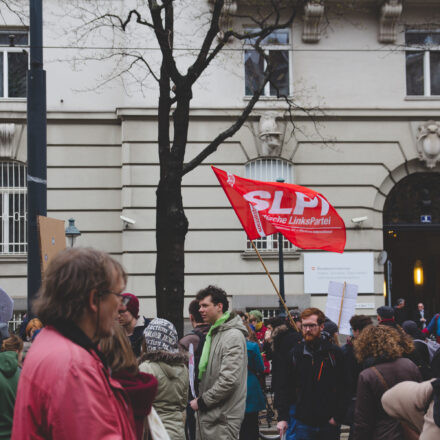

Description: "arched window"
0 161 27 254
245 158 295 251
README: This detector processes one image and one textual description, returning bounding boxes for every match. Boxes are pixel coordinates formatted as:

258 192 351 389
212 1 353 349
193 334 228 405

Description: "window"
0 161 27 254
406 30 440 96
0 30 28 98
244 29 291 97
245 158 295 251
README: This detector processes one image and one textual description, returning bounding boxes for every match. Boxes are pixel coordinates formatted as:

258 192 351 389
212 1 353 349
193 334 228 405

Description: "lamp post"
276 178 286 313
65 218 81 248
27 0 47 315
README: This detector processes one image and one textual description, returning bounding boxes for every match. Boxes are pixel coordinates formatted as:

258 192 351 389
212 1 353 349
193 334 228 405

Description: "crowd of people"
1 247 440 440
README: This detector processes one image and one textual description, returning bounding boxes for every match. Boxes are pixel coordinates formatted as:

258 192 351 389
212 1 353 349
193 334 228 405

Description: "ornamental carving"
208 0 238 40
303 1 324 43
0 124 20 159
417 121 440 169
379 0 402 44
258 112 283 156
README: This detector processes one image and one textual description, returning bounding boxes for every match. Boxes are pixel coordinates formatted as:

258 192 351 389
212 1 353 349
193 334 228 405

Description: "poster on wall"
304 252 374 294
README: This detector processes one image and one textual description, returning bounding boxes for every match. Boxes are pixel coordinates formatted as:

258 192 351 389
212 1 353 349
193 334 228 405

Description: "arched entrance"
383 172 440 315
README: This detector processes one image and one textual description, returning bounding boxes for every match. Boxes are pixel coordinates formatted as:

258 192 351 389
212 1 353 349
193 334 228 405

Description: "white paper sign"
188 343 197 398
325 281 359 335
304 252 374 294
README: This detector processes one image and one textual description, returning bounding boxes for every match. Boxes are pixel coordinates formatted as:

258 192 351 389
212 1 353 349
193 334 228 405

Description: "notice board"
304 252 374 294
37 216 66 274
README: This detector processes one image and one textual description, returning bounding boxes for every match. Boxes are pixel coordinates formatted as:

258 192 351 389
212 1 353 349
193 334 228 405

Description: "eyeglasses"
101 290 129 305
302 324 319 330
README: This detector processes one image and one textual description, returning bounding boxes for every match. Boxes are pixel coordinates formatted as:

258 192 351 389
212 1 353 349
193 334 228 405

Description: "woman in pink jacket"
11 248 137 440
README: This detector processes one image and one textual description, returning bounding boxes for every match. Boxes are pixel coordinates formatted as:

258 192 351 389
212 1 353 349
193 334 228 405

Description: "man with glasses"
12 247 136 439
119 293 148 357
277 308 347 440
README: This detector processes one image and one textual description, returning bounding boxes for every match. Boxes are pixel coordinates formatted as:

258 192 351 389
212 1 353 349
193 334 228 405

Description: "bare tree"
64 0 306 335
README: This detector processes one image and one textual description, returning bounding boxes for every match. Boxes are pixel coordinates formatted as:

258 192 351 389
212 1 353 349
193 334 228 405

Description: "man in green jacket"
0 334 21 439
190 285 248 440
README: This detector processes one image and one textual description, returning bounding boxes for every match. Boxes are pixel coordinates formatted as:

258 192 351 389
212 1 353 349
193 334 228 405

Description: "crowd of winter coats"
2 247 440 440
261 301 440 440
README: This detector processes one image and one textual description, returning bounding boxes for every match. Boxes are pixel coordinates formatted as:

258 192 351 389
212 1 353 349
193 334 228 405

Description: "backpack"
427 339 440 362
190 328 207 395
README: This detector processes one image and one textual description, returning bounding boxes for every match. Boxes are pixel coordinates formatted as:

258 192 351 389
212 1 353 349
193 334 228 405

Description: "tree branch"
182 57 271 176
148 0 182 84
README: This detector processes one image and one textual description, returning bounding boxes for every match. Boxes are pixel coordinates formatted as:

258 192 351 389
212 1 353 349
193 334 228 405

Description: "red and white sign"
212 166 346 253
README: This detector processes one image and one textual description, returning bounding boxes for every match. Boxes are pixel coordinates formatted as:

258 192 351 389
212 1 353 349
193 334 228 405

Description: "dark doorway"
383 173 440 317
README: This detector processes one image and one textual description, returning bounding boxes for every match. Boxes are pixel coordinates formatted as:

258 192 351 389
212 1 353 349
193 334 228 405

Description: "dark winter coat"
112 370 158 440
285 334 348 427
353 357 422 440
341 340 362 425
129 321 150 357
269 324 302 421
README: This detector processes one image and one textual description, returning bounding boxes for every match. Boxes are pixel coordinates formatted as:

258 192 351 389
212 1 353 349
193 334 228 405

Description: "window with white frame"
245 158 295 251
0 161 27 254
0 30 28 98
244 29 291 97
406 30 440 96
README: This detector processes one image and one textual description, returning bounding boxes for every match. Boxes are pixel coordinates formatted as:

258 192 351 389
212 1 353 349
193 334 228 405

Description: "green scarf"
198 311 230 380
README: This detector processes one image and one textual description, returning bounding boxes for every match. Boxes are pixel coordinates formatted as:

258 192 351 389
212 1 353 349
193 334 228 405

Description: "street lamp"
65 218 81 248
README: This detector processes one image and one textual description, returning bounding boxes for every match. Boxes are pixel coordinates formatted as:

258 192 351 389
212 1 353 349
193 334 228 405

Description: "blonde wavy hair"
354 325 414 364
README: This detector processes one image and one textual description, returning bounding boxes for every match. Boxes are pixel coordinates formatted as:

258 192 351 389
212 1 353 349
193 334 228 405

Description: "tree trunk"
155 173 188 337
155 89 191 337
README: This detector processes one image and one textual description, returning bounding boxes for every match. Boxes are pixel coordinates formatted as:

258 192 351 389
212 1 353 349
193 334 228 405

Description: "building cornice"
0 105 438 122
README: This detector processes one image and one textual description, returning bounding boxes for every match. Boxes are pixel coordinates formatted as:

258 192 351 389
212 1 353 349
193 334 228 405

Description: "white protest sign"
188 343 197 398
325 281 358 335
304 252 374 294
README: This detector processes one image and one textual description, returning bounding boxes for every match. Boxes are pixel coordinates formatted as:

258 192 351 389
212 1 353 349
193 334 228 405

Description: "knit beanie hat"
249 310 263 322
122 293 139 319
402 320 425 340
143 318 179 354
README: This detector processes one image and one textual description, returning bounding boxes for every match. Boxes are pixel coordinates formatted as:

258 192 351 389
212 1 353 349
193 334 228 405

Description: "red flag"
212 166 346 253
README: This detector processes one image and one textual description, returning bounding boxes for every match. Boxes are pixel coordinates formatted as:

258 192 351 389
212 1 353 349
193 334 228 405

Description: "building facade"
1 0 440 321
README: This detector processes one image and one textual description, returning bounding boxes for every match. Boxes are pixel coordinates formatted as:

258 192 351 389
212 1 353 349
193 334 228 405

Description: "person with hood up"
0 332 20 439
100 322 158 440
381 378 440 440
139 318 189 440
190 285 247 440
353 325 422 440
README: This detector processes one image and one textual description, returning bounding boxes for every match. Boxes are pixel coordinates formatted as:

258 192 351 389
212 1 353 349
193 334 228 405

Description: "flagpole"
251 240 299 333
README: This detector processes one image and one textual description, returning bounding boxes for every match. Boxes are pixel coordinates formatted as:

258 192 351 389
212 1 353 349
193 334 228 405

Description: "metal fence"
0 161 27 254
8 311 25 333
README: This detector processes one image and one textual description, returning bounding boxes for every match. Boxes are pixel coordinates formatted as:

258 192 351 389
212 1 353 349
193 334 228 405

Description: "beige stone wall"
1 0 440 319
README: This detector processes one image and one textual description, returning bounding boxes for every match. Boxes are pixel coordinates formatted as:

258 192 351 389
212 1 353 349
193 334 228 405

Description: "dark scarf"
52 319 108 368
